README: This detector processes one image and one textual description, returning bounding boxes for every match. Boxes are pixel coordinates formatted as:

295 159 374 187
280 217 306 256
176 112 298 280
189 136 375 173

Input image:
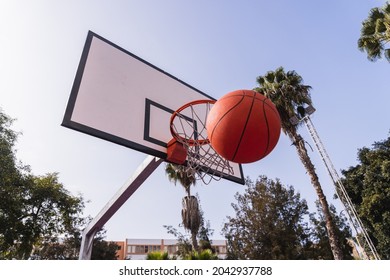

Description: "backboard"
62 31 244 184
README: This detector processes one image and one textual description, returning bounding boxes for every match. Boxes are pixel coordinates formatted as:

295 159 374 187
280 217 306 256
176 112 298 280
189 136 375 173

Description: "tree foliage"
222 176 353 260
255 67 312 135
164 225 193 258
34 228 119 260
307 202 353 260
0 108 118 259
358 2 390 62
0 114 84 259
146 251 170 260
90 230 120 260
222 176 311 260
341 135 390 259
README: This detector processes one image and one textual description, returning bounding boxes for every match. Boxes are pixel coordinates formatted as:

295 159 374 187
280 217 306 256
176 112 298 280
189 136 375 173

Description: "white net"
170 100 234 185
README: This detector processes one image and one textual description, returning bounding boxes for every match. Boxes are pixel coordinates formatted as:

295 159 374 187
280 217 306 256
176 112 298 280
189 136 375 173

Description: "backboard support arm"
79 155 163 260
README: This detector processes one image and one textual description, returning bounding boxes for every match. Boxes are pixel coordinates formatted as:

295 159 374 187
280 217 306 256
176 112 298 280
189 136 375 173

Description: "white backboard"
62 31 244 184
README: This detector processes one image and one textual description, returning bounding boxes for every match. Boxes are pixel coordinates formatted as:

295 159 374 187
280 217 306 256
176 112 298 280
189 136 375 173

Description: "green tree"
358 2 390 62
222 176 311 260
165 163 200 251
341 135 390 259
0 172 85 259
91 230 120 260
0 110 26 258
164 225 193 258
196 202 215 253
35 228 119 260
308 202 353 260
182 249 218 260
23 173 85 259
146 251 170 260
255 67 344 259
1 108 117 259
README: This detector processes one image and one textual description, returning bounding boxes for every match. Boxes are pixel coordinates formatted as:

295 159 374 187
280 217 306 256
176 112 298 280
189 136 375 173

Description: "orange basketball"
206 89 281 163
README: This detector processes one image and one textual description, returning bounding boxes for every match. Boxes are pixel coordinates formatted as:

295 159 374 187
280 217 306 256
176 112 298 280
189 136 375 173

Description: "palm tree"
358 2 390 62
165 163 200 251
254 67 344 260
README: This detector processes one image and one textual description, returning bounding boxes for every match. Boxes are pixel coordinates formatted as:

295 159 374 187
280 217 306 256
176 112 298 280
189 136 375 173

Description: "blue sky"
0 0 389 242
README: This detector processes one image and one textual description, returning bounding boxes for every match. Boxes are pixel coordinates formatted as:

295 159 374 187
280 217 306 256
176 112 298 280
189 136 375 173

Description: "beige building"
115 238 227 260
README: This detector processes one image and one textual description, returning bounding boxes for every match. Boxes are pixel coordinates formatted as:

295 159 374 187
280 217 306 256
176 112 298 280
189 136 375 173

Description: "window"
127 245 135 254
136 246 145 254
166 245 178 255
219 246 227 254
212 245 227 254
127 244 162 254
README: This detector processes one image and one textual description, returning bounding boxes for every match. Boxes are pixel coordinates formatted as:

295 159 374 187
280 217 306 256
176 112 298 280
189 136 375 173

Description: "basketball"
206 89 281 163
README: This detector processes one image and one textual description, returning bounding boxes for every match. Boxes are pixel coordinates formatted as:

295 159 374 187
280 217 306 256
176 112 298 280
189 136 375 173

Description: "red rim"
170 99 216 146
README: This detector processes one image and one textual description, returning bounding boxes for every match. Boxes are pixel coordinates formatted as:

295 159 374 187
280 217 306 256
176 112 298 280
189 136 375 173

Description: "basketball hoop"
167 99 234 185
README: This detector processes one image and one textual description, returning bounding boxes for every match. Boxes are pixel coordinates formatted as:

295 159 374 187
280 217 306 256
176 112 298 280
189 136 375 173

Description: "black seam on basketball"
262 100 279 116
253 93 279 116
232 91 255 162
218 91 252 103
209 94 246 144
262 99 271 158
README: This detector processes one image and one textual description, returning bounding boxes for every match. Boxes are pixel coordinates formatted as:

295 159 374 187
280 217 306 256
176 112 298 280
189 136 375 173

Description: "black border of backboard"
144 98 198 148
62 31 244 184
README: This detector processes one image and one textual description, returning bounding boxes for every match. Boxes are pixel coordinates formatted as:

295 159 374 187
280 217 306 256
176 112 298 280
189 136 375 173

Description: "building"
114 241 126 260
115 238 227 260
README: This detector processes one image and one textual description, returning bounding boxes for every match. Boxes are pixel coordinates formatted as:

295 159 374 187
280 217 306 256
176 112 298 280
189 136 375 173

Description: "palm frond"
385 48 390 62
255 67 313 137
361 21 376 36
385 2 390 14
376 18 387 33
358 2 390 62
165 163 196 191
369 8 385 22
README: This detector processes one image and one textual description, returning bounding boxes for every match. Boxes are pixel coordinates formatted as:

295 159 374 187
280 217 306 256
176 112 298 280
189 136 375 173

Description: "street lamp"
289 105 316 125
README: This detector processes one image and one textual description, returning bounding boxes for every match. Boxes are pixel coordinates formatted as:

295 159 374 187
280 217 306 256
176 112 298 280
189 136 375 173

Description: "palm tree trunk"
191 231 199 252
292 132 344 260
182 195 200 252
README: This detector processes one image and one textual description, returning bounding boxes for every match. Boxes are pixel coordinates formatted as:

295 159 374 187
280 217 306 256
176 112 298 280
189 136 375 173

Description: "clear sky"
0 0 389 242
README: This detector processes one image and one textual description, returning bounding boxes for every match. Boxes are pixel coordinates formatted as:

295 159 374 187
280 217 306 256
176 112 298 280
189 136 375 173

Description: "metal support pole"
79 155 163 260
302 116 380 260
